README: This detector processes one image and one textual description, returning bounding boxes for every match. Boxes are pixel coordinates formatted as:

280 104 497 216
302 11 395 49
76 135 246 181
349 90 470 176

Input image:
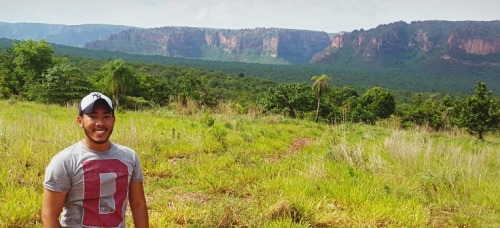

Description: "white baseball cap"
79 92 114 115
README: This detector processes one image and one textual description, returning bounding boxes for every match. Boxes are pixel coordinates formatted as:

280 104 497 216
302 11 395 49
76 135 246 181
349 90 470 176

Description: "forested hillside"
2 21 500 95
84 27 331 64
2 38 498 95
1 39 499 140
45 41 500 95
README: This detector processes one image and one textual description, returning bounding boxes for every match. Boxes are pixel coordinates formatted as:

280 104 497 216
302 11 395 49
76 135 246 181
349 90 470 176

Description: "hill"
84 26 332 64
0 22 134 47
2 21 500 67
2 37 498 95
313 20 500 65
1 20 500 95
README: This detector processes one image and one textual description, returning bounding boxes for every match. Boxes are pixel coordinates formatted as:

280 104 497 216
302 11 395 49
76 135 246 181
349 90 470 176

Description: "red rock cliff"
85 27 331 64
311 20 500 64
448 32 500 55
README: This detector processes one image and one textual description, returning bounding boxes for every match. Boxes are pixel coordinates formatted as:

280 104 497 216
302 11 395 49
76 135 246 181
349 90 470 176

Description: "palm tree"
103 59 134 109
311 74 331 123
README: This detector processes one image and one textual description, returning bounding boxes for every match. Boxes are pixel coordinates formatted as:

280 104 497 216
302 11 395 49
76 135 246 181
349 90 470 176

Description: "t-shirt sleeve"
43 154 72 192
130 153 144 183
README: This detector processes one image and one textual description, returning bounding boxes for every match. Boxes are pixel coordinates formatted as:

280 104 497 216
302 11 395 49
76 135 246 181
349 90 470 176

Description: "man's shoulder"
53 142 83 157
112 142 136 153
45 142 84 175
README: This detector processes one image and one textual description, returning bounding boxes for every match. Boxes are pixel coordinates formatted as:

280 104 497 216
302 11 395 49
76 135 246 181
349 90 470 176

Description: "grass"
0 100 499 227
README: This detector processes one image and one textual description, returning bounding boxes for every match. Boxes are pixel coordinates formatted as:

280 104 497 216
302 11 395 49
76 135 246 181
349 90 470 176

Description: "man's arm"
129 181 149 228
42 188 66 228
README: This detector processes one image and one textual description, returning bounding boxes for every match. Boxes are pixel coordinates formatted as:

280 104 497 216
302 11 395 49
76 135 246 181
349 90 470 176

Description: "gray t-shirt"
43 141 144 228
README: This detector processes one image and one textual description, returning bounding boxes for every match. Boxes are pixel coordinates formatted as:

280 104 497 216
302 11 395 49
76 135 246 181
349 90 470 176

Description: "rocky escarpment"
312 20 500 65
312 22 418 62
447 31 500 55
85 27 332 64
2 21 500 66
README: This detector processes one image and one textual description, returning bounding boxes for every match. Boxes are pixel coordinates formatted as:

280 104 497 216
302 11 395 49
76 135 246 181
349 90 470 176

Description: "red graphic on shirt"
82 159 129 227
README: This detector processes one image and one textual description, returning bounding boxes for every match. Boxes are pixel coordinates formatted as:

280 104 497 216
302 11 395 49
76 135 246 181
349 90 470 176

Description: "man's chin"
87 134 110 144
92 139 109 144
83 129 113 145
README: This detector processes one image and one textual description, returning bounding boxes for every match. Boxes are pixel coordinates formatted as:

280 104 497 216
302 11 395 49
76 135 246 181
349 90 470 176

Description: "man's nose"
94 117 105 126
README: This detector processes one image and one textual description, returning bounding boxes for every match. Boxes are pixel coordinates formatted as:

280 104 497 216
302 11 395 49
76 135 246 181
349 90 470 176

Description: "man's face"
77 100 115 148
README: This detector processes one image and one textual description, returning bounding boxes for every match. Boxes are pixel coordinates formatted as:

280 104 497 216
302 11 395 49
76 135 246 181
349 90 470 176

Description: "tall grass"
1 100 499 227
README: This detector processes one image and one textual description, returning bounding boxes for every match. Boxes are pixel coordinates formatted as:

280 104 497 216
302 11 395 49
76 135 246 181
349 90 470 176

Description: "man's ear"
77 116 83 128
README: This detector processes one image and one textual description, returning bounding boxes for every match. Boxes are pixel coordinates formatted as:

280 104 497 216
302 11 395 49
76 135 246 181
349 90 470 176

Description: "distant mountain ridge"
2 20 500 79
2 20 500 95
0 22 135 47
1 21 500 67
84 27 332 64
312 20 500 67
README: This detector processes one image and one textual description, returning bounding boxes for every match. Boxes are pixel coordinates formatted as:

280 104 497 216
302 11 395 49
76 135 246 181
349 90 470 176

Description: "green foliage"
102 59 137 108
175 69 202 107
12 39 54 99
401 93 453 130
311 74 331 122
327 86 359 107
36 60 92 104
359 87 396 123
3 27 500 96
2 38 499 137
201 115 215 127
0 70 12 99
260 83 316 118
458 82 499 139
13 39 54 78
122 96 153 110
200 70 277 104
0 47 18 97
323 87 360 123
39 39 499 95
134 71 173 106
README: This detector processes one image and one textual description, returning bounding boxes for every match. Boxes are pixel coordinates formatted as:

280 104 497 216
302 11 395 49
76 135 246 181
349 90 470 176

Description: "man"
42 92 149 227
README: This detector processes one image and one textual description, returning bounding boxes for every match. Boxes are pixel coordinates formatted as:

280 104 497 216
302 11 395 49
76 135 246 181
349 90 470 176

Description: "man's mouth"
94 129 107 134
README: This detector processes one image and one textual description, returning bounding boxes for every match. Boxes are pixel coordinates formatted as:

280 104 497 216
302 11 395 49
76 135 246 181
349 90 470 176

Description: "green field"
1 100 499 227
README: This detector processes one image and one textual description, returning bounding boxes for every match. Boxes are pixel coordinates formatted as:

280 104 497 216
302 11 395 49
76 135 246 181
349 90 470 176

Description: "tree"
0 70 11 98
311 74 331 123
458 82 499 140
13 39 54 99
135 72 173 106
102 59 136 109
402 93 451 130
37 61 92 104
0 47 19 97
175 69 202 107
359 87 395 123
325 87 359 123
260 83 315 118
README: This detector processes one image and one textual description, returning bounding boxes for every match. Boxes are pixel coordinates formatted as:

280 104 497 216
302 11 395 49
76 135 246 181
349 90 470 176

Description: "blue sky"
1 0 498 33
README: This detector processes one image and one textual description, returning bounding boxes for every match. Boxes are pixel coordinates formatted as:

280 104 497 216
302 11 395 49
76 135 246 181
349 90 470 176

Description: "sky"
1 0 498 33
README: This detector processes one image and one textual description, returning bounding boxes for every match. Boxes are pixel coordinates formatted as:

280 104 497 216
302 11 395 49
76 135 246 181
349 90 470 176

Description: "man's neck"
83 139 111 152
